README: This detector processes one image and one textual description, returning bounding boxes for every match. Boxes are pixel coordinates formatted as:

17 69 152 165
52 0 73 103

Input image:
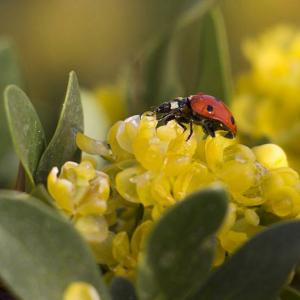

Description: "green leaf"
124 33 184 114
193 221 300 300
125 1 231 114
281 287 300 300
4 85 46 188
195 7 233 104
35 71 84 184
110 277 137 300
125 1 220 112
176 0 218 30
137 187 228 300
0 39 23 187
0 190 110 300
31 184 55 207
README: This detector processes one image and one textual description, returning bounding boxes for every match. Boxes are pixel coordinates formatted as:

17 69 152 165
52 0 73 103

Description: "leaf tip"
69 70 78 83
4 84 18 98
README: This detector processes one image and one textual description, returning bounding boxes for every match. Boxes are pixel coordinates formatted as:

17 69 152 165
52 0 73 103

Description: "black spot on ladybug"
231 116 235 125
207 105 214 112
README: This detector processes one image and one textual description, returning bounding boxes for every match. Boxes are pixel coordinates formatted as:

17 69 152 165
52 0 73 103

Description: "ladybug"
155 93 237 140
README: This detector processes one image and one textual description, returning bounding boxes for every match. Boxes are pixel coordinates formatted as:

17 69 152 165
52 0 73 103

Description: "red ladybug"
155 93 237 140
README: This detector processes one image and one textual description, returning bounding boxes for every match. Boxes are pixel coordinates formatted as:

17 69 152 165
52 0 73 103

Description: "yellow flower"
111 220 153 281
48 160 110 218
76 113 300 277
63 282 100 300
233 25 300 171
47 160 113 264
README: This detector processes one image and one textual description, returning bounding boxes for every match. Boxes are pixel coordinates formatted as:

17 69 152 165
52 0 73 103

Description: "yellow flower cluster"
48 113 300 280
47 160 111 256
104 114 300 266
233 25 300 170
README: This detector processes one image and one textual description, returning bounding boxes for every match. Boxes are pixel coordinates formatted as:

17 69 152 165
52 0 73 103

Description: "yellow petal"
112 232 130 262
266 186 298 217
173 161 214 200
63 282 100 300
252 144 288 170
213 241 226 267
107 121 133 161
151 205 166 220
77 198 107 216
115 166 143 203
223 144 256 164
77 160 97 182
220 230 248 254
151 175 175 206
90 231 116 265
244 209 260 226
136 172 155 206
233 193 266 206
116 115 140 153
156 122 177 142
88 171 110 201
205 135 236 172
218 161 256 194
76 132 113 160
47 167 74 213
130 220 153 258
218 203 237 236
75 215 108 244
133 137 165 172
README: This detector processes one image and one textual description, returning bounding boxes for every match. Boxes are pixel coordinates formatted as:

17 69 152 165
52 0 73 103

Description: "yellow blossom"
47 160 112 264
48 160 110 218
51 110 300 281
233 25 300 171
111 220 153 280
79 113 300 272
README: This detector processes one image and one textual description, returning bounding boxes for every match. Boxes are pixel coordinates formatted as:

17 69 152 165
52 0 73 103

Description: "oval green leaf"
35 71 83 184
4 85 46 188
137 186 228 300
0 190 110 300
193 221 300 300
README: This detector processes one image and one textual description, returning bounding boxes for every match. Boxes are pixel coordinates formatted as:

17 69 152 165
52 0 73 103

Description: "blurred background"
0 0 299 131
2 0 300 187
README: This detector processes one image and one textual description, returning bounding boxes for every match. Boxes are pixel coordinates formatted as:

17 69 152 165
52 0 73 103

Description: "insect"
155 93 237 140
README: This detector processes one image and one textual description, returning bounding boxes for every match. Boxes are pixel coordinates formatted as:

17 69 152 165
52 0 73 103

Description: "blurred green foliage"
0 39 23 187
0 0 299 130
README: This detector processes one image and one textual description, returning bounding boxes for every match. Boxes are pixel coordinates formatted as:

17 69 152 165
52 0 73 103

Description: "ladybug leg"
186 122 193 141
206 126 215 137
174 116 188 132
201 126 209 139
156 114 175 128
177 121 187 132
225 131 234 139
202 121 215 138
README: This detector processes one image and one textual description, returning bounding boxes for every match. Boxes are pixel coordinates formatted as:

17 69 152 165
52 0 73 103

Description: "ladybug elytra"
155 93 237 140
